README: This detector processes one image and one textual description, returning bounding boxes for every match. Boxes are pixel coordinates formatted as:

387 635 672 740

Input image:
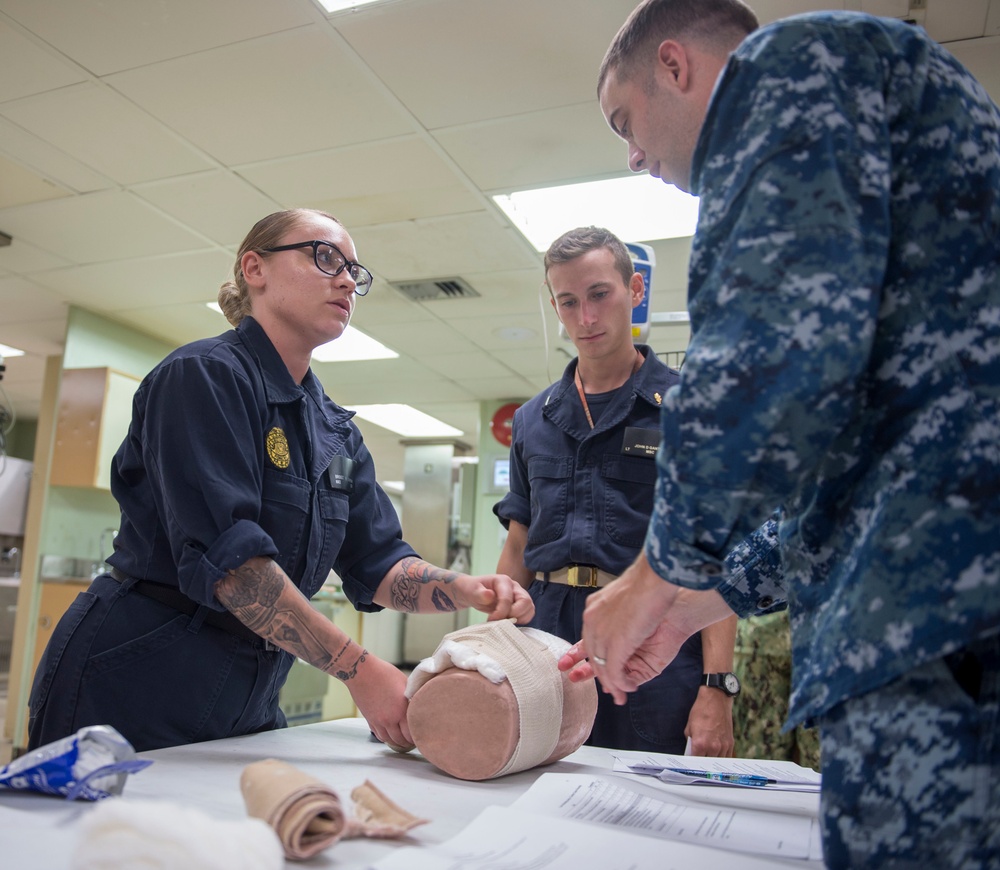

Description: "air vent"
392 277 481 302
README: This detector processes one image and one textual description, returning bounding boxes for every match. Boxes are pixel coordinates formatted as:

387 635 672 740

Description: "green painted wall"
4 419 37 460
469 398 529 624
43 307 176 560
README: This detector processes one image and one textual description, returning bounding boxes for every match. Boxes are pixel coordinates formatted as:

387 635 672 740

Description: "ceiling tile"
0 20 86 102
435 103 623 192
30 249 234 311
238 137 483 226
0 237 72 273
0 117 114 194
361 320 480 358
988 0 1000 35
947 36 1000 103
0 190 210 263
107 26 414 165
0 275 69 323
335 0 640 129
450 377 536 402
1 83 214 185
0 153 71 209
923 0 991 42
442 313 550 352
109 301 234 348
0 316 66 356
133 171 282 247
419 352 517 380
0 0 319 76
351 212 537 280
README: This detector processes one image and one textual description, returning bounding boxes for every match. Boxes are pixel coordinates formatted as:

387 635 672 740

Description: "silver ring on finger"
592 655 607 666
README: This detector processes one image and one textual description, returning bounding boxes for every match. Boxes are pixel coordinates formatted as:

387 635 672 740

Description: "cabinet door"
32 581 89 680
50 368 139 489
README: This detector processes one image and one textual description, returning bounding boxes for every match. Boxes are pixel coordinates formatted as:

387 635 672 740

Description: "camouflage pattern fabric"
816 632 999 868
643 12 1000 733
733 610 820 771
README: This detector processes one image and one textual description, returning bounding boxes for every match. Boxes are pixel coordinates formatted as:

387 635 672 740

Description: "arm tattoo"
390 557 460 613
218 560 363 679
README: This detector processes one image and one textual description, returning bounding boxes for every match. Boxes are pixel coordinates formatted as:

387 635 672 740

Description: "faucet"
96 527 119 576
1 546 20 577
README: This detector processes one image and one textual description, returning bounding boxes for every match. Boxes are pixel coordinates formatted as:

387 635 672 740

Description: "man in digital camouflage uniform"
561 2 1000 867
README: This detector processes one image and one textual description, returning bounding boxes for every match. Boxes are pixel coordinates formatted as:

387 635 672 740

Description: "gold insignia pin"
654 392 662 404
266 427 290 469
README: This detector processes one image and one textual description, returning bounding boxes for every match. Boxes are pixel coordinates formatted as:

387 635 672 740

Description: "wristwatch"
703 672 741 697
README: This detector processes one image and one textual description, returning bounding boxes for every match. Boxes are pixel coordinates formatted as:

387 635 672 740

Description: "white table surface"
0 718 822 869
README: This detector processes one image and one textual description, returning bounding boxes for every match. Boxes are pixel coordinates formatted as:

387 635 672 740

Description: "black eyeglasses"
261 240 373 296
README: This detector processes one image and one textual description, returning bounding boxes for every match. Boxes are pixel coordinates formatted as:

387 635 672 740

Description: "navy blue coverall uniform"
493 346 702 752
28 316 416 752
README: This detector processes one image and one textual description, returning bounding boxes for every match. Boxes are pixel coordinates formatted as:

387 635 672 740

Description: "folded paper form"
240 759 427 860
404 621 598 781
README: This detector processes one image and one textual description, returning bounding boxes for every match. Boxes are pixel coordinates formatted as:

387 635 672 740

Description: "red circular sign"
489 403 520 447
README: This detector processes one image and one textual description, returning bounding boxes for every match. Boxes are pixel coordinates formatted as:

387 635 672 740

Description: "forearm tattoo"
390 557 459 613
217 560 367 682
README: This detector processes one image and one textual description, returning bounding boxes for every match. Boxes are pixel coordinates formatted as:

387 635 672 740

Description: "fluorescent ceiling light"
312 327 398 362
493 175 699 252
205 304 397 362
0 343 25 357
314 0 386 12
348 404 463 438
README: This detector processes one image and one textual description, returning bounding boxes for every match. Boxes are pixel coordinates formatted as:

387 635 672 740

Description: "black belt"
109 567 263 644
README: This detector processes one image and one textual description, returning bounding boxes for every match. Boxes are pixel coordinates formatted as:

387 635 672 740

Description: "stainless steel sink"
39 555 104 583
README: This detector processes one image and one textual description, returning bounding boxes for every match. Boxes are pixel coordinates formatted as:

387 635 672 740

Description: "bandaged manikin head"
402 620 598 781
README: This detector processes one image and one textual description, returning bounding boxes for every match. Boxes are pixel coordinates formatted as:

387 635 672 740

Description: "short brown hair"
544 226 636 290
217 208 342 326
598 0 758 92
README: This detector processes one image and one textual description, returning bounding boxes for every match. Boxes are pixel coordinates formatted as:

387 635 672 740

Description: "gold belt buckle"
567 565 599 588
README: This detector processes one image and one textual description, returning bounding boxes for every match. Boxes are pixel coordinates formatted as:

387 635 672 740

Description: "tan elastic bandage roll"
241 759 347 860
240 760 427 861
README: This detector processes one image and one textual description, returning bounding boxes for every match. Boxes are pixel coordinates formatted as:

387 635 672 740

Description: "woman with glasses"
28 208 534 753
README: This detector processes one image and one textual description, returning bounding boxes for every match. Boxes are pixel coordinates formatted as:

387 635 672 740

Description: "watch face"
723 673 740 695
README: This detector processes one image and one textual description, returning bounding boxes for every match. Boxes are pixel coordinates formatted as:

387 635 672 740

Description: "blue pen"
666 768 776 787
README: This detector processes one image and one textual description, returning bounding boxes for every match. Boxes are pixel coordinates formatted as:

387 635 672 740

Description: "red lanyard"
573 349 643 429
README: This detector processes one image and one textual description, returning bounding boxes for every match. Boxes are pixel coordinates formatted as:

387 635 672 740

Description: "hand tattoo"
390 557 460 613
432 588 456 612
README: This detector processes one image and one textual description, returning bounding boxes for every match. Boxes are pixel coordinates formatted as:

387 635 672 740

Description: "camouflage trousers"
733 609 821 770
816 631 1000 869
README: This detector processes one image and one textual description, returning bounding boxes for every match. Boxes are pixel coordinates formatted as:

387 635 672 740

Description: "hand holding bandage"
240 759 427 861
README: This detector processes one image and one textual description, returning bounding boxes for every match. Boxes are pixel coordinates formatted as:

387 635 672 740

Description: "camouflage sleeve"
719 514 786 617
645 19 892 588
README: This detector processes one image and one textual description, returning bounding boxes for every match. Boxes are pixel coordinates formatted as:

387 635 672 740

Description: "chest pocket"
526 456 573 546
602 454 656 548
308 490 350 598
259 467 310 578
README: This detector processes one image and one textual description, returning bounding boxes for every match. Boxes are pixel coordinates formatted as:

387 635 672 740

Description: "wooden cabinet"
31 580 90 681
50 368 140 490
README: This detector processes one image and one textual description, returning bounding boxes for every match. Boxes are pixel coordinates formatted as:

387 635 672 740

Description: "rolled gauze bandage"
241 759 348 860
240 759 427 861
405 621 598 781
